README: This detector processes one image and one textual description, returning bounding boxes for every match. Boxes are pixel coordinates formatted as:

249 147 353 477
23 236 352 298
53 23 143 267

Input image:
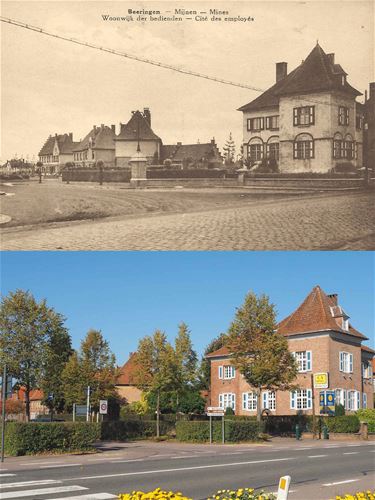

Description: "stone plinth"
129 151 148 188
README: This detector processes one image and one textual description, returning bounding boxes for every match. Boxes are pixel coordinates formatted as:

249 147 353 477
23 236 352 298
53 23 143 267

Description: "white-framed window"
362 361 372 379
242 392 257 411
224 365 235 379
262 391 276 411
293 106 315 126
290 389 312 410
338 106 349 125
335 388 346 409
219 393 236 411
339 352 353 373
265 115 279 130
247 117 264 131
267 142 279 160
292 351 312 372
293 134 314 159
347 390 360 411
363 393 367 409
248 143 263 162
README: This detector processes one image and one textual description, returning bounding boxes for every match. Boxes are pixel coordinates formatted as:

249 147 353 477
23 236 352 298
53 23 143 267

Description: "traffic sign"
99 400 108 415
313 373 329 389
75 404 88 416
206 406 224 417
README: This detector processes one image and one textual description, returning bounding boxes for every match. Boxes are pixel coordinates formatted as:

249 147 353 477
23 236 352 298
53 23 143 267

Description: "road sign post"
209 415 212 444
86 386 90 422
206 407 225 444
1 365 7 463
99 400 108 418
277 475 291 500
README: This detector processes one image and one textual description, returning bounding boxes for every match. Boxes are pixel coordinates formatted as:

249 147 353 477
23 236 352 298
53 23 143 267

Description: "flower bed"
118 488 191 500
331 490 375 500
208 488 276 499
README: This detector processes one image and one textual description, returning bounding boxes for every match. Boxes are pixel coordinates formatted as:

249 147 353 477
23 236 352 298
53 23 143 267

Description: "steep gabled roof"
39 134 77 156
361 344 375 355
116 352 139 385
239 44 361 112
205 345 230 358
73 126 115 152
161 142 222 163
116 111 161 141
277 286 367 340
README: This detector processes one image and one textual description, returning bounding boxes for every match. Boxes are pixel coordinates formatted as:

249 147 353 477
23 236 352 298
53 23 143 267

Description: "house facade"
38 133 78 173
364 82 375 170
115 352 142 403
160 139 223 168
73 124 116 167
208 286 374 416
238 44 364 173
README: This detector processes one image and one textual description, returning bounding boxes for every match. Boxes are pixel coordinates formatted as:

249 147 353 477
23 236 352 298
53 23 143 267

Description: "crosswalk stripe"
0 480 61 490
45 494 117 500
0 485 87 499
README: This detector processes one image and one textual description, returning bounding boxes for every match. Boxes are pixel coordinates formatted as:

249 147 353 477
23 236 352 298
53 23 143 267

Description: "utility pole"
86 386 90 423
1 365 7 463
311 374 317 439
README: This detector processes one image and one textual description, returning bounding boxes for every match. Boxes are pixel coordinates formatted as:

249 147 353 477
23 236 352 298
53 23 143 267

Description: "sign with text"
313 372 329 389
319 391 335 415
206 406 224 417
75 404 88 416
99 400 108 415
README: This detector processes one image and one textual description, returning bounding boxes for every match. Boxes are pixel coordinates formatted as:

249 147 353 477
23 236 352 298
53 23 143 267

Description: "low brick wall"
143 178 239 188
62 169 131 183
243 177 367 189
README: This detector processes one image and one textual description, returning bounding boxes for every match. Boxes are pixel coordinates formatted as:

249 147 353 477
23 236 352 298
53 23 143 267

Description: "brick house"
38 133 78 173
364 82 375 170
238 43 364 173
73 124 116 167
207 286 374 416
115 352 142 403
160 140 223 168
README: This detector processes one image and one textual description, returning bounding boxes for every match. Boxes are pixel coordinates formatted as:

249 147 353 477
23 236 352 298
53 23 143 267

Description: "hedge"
176 419 262 443
100 420 175 440
323 415 360 433
356 409 375 433
3 422 100 456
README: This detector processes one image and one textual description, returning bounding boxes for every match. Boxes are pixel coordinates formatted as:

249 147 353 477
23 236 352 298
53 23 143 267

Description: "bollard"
295 424 301 440
360 422 368 441
277 475 291 500
322 425 329 440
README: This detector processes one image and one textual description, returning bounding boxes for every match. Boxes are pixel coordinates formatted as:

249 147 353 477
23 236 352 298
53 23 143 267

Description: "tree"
134 330 177 437
174 322 198 405
0 290 70 421
61 352 85 411
199 332 228 390
226 291 297 421
223 132 235 165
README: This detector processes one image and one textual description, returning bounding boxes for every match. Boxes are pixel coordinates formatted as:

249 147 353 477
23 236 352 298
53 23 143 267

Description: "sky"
1 251 374 365
1 0 374 162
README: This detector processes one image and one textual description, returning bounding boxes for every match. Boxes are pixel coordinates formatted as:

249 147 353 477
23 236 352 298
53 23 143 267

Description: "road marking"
110 459 143 463
308 455 327 458
322 479 359 487
0 475 15 477
346 444 361 447
66 457 297 481
23 461 65 466
170 455 200 459
0 480 61 490
40 463 82 469
296 447 312 450
343 452 359 455
0 485 87 499
45 494 117 500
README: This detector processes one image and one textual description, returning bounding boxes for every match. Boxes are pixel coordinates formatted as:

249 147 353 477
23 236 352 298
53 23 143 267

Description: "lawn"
0 179 311 228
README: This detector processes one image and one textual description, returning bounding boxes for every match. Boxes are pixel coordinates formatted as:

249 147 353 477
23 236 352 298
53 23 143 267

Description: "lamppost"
129 114 147 188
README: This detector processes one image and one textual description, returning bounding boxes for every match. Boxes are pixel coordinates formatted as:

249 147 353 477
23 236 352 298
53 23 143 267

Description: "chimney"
370 82 375 100
101 124 104 129
111 124 116 133
211 138 216 144
69 132 73 140
93 125 96 131
328 293 338 306
276 62 287 82
177 141 182 147
327 53 335 65
143 108 151 126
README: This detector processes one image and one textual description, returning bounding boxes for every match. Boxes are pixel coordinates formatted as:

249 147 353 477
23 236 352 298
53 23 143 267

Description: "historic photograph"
1 1 374 250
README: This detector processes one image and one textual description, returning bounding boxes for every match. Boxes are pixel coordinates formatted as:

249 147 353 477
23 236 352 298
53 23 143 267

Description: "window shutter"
218 366 223 379
262 392 267 409
307 351 312 371
242 393 247 410
363 393 367 409
219 394 223 408
310 107 315 124
356 391 360 410
349 354 353 373
343 389 347 410
339 352 344 371
307 389 312 409
290 391 296 409
232 367 236 378
232 393 236 411
293 142 298 159
293 108 298 125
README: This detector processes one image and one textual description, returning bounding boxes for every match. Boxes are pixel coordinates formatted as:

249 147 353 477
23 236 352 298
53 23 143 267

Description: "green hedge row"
100 420 175 440
176 420 262 443
356 409 375 433
3 422 100 456
323 415 360 433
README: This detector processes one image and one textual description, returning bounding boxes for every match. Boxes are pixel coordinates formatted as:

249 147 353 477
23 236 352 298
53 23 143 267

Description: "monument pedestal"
129 152 148 188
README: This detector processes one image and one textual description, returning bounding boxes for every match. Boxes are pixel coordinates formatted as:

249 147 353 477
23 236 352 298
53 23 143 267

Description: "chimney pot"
93 125 96 131
328 293 338 306
177 142 182 146
276 62 287 82
101 124 104 129
69 132 73 140
369 82 375 100
143 108 151 126
327 53 335 65
111 124 116 132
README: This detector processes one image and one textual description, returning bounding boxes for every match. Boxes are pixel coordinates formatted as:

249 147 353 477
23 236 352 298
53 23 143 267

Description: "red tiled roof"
161 143 222 163
361 344 375 355
116 111 161 141
277 286 367 339
116 352 139 385
239 44 361 112
17 387 44 401
205 345 230 358
73 125 115 152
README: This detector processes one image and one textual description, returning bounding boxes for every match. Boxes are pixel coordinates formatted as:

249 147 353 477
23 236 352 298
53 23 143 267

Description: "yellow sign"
314 372 329 388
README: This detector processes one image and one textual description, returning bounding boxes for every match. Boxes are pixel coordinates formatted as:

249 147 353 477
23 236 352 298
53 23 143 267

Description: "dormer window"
342 318 349 331
341 75 346 86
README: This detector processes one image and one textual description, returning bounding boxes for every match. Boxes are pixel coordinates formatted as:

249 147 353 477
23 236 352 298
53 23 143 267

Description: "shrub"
356 409 375 433
176 420 262 443
331 491 375 500
225 407 235 415
119 488 191 500
3 422 100 456
208 488 276 500
323 415 360 433
100 420 174 441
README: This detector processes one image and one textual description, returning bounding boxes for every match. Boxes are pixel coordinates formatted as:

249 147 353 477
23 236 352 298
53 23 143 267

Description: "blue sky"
1 251 374 366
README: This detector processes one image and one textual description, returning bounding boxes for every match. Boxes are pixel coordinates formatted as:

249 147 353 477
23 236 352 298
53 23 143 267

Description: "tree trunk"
25 384 30 422
256 388 262 423
156 391 160 438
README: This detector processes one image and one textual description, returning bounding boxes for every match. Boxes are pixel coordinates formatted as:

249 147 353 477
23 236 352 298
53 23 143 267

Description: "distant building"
160 139 223 168
38 133 78 173
364 82 375 170
115 109 162 167
73 124 116 167
115 353 142 404
238 43 364 173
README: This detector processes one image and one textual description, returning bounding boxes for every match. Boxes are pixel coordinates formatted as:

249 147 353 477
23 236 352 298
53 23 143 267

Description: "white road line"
308 455 327 458
346 444 362 447
110 459 143 463
0 485 87 499
0 480 61 490
170 455 200 459
322 479 359 487
40 463 82 469
0 475 15 477
45 494 117 500
22 461 64 466
66 457 297 481
296 447 312 450
343 452 359 455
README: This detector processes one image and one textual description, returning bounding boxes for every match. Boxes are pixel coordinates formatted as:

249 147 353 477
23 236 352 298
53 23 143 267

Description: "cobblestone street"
1 192 374 250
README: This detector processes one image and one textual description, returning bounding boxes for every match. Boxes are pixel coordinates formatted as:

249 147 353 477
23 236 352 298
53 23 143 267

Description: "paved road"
1 192 374 250
1 440 374 499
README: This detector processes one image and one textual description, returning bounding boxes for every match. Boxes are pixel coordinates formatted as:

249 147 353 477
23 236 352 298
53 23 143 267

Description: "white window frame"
363 393 367 409
218 366 223 379
339 352 353 373
347 390 360 411
262 391 276 411
362 361 372 379
219 393 236 411
292 351 312 372
242 392 257 411
223 365 235 380
290 389 312 410
335 388 347 409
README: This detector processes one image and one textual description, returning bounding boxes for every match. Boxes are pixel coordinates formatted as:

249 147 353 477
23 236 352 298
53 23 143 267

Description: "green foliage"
225 407 235 415
323 415 360 433
176 420 262 443
3 422 100 456
174 323 198 389
100 420 174 440
335 404 346 416
199 332 228 390
145 389 206 415
356 409 375 432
